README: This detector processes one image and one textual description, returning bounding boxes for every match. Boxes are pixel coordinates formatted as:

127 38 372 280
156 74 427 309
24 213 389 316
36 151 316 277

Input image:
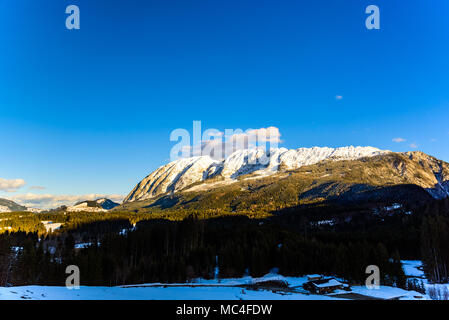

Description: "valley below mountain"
2 146 449 300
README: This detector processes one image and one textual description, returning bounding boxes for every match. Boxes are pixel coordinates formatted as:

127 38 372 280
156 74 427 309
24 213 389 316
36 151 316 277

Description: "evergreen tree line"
3 216 406 287
419 198 449 284
6 196 449 287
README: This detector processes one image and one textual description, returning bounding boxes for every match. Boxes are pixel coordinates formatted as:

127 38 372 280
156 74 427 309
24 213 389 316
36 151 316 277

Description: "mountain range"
3 146 449 214
0 197 119 213
120 146 449 212
124 146 389 202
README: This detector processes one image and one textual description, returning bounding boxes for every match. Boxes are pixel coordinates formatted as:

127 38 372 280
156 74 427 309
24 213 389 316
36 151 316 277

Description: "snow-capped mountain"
124 146 390 202
67 198 120 212
95 198 120 210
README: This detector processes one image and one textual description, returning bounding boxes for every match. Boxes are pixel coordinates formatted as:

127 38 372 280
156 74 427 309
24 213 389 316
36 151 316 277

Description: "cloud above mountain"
182 126 282 160
9 193 124 209
0 178 26 192
392 137 406 143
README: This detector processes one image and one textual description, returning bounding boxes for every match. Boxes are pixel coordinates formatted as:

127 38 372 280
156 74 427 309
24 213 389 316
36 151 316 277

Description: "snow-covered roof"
314 279 343 288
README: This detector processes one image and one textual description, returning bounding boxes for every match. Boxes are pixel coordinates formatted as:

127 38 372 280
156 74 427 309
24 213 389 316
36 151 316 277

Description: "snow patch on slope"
0 206 11 213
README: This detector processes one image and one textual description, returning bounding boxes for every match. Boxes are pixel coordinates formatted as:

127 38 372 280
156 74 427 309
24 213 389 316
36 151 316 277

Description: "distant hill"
0 198 27 212
67 198 120 212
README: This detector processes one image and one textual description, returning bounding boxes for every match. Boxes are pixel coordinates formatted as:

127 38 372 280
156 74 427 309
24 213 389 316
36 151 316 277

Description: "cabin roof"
311 278 343 288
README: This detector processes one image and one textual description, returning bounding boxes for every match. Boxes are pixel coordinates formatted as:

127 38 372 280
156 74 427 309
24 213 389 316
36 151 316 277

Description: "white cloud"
335 95 343 100
9 193 125 210
410 143 418 149
392 137 406 143
0 178 26 192
183 126 282 160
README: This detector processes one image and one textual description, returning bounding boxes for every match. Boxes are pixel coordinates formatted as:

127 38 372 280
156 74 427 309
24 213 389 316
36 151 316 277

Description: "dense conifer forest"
1 197 449 288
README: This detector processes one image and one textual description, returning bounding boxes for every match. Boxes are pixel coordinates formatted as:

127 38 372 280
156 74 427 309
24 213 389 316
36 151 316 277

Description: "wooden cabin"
304 277 345 294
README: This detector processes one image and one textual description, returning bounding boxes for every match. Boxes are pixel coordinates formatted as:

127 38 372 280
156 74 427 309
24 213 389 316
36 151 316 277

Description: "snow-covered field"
402 260 449 300
0 284 342 300
402 260 425 278
0 271 428 300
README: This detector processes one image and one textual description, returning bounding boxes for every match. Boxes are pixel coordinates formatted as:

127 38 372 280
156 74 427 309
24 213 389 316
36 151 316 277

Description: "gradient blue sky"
1 0 448 207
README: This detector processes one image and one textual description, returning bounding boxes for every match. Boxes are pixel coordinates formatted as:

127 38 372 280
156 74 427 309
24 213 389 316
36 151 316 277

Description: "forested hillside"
1 197 449 287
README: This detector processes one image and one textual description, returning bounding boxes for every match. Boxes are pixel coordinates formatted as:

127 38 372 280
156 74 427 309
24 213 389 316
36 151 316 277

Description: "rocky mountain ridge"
119 150 449 213
125 146 390 202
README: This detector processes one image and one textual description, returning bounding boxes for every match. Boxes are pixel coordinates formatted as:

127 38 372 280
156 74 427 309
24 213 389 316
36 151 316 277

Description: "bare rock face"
403 151 449 199
124 146 391 202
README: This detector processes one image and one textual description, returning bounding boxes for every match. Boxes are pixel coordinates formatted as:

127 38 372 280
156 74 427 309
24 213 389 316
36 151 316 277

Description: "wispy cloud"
410 143 418 149
335 95 343 100
9 193 125 209
392 137 406 143
0 178 26 193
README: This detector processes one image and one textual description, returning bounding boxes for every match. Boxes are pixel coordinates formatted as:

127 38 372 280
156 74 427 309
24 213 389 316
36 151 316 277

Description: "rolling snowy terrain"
0 268 429 300
402 260 449 300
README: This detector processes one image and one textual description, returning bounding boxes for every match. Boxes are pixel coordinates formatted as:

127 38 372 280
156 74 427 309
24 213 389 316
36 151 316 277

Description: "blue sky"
1 0 448 207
